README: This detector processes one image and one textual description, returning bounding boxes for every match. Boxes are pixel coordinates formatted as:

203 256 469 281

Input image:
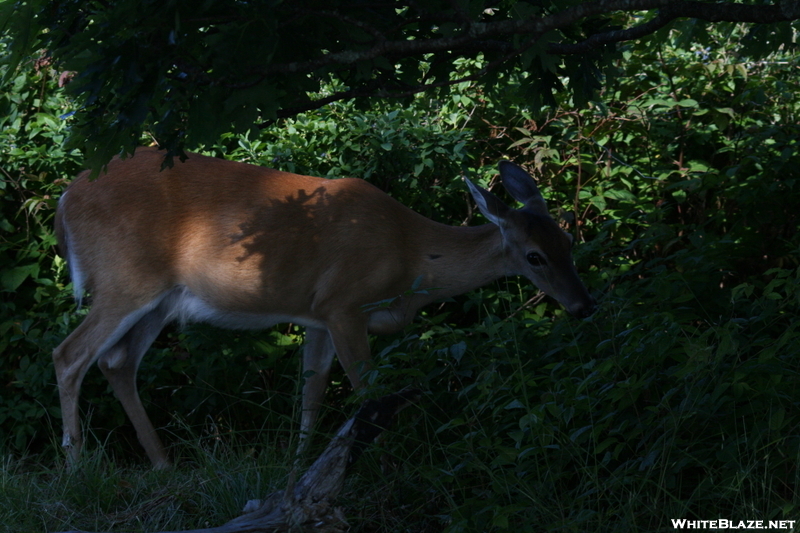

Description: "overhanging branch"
251 0 800 120
552 0 800 54
254 0 799 79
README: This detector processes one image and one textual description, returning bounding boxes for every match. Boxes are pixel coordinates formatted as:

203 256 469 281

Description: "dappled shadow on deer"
53 147 595 468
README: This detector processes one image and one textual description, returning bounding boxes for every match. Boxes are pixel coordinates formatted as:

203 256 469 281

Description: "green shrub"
1 23 799 533
0 57 82 454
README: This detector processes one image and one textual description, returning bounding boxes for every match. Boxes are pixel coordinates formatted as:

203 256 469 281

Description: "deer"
53 146 596 468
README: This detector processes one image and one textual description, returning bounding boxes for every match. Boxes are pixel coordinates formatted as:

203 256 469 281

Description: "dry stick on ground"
56 388 422 533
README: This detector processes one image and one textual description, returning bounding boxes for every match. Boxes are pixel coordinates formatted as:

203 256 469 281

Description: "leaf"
1 264 39 291
603 189 636 202
505 399 525 410
570 425 593 442
589 195 607 211
769 408 786 431
449 341 466 363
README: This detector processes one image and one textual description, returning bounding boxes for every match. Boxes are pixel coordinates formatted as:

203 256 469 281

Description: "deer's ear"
465 178 511 228
498 161 548 215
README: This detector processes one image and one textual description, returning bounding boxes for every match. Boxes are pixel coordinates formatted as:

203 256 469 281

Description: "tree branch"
254 0 800 120
257 0 672 77
551 0 800 54
17 0 799 164
248 0 799 79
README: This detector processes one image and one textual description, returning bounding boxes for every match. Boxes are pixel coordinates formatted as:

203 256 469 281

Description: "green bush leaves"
1 20 799 533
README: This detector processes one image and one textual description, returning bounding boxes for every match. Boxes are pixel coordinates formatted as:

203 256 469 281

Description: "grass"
5 271 800 533
4 355 800 533
0 439 291 533
0 406 445 533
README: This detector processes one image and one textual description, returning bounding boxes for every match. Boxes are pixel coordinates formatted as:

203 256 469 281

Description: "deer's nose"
570 295 597 319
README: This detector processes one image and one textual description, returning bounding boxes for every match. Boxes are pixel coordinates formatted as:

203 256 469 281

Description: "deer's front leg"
300 327 337 446
326 317 372 391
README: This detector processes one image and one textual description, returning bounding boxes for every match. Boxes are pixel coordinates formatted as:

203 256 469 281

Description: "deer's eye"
526 252 547 267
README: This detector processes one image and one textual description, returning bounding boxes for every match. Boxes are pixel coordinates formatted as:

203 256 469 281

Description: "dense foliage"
1 0 798 170
0 58 82 452
1 21 799 533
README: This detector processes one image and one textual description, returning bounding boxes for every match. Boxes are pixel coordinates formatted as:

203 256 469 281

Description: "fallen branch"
57 388 422 533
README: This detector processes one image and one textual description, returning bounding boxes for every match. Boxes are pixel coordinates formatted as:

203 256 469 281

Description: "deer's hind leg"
97 301 171 468
53 296 169 467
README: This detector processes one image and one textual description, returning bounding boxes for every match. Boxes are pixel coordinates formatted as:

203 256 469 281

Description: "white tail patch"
58 192 87 306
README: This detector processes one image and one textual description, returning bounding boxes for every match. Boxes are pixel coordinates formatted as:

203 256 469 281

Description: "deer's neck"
415 222 509 301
